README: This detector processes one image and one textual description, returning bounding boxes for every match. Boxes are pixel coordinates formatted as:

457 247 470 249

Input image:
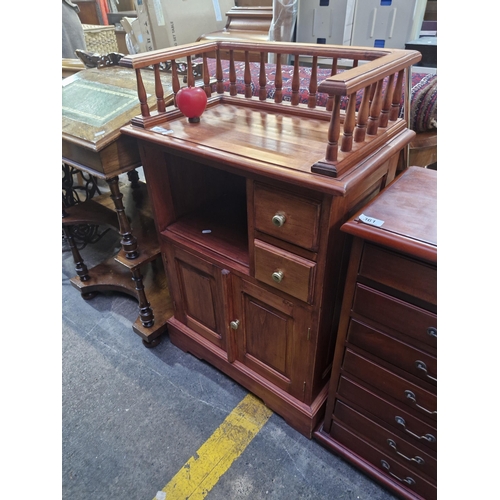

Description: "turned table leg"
63 225 91 281
131 267 154 328
62 209 97 300
107 176 158 336
107 176 139 260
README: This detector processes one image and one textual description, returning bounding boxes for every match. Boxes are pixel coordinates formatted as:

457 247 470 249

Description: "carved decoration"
62 162 101 208
75 49 203 79
62 162 110 249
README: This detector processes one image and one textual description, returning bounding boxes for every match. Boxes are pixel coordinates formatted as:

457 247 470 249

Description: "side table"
62 65 176 346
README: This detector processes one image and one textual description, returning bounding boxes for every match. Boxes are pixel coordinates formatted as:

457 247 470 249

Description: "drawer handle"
404 390 437 416
272 270 284 283
394 416 436 443
272 212 286 227
427 326 437 338
380 460 416 486
387 439 425 465
230 320 240 330
415 360 437 383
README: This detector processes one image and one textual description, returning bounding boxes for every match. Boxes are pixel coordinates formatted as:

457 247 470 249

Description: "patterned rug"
201 59 437 133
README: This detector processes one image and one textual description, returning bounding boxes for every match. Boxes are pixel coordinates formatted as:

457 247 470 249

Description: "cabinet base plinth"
167 317 328 438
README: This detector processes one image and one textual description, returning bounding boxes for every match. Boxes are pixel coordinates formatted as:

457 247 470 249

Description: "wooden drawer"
254 239 316 303
359 243 437 306
334 400 436 481
330 421 437 500
343 349 437 422
338 376 436 452
254 183 321 251
347 319 437 386
352 284 437 349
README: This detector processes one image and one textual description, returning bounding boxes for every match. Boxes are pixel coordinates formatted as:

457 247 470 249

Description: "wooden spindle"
341 93 357 152
216 48 224 94
325 95 341 162
389 69 404 121
135 68 150 117
367 80 383 135
354 85 371 143
171 60 180 107
274 56 283 103
259 52 267 101
368 83 376 107
229 50 237 96
154 64 165 113
308 56 318 108
326 58 338 112
404 67 411 127
244 51 252 98
291 56 300 106
379 73 395 128
330 58 338 76
203 53 212 97
186 55 194 88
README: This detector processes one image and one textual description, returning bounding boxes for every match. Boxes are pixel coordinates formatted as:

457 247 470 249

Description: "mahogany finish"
120 41 420 436
315 167 437 499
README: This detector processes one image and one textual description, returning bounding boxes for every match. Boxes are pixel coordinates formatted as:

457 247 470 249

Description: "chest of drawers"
314 167 437 499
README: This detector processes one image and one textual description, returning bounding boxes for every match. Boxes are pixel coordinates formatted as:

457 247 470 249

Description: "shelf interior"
162 157 249 268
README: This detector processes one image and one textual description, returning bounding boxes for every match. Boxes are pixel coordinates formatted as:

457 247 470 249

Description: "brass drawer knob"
272 213 286 227
272 270 284 283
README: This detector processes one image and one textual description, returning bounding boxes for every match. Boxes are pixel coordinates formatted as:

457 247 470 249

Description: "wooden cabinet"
232 276 313 401
128 140 409 437
315 167 437 499
119 40 421 437
164 244 230 351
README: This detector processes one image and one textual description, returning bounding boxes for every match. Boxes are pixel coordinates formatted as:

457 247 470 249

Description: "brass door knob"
272 270 284 283
272 213 286 227
230 320 240 330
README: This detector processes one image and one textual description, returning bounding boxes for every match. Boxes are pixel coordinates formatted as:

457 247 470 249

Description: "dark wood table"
62 65 175 346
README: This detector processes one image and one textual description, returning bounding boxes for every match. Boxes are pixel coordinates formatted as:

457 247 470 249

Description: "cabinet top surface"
141 104 330 170
122 103 411 194
342 167 437 262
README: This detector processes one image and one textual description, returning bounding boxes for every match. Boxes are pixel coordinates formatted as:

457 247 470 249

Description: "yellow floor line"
154 393 273 500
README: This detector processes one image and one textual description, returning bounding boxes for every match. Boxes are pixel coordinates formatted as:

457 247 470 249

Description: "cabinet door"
164 244 230 352
231 278 313 402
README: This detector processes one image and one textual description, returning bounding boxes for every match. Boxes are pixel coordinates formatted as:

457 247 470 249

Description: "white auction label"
151 126 174 135
359 214 384 227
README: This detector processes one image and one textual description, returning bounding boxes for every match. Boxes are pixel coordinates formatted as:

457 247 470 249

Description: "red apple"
176 86 207 122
